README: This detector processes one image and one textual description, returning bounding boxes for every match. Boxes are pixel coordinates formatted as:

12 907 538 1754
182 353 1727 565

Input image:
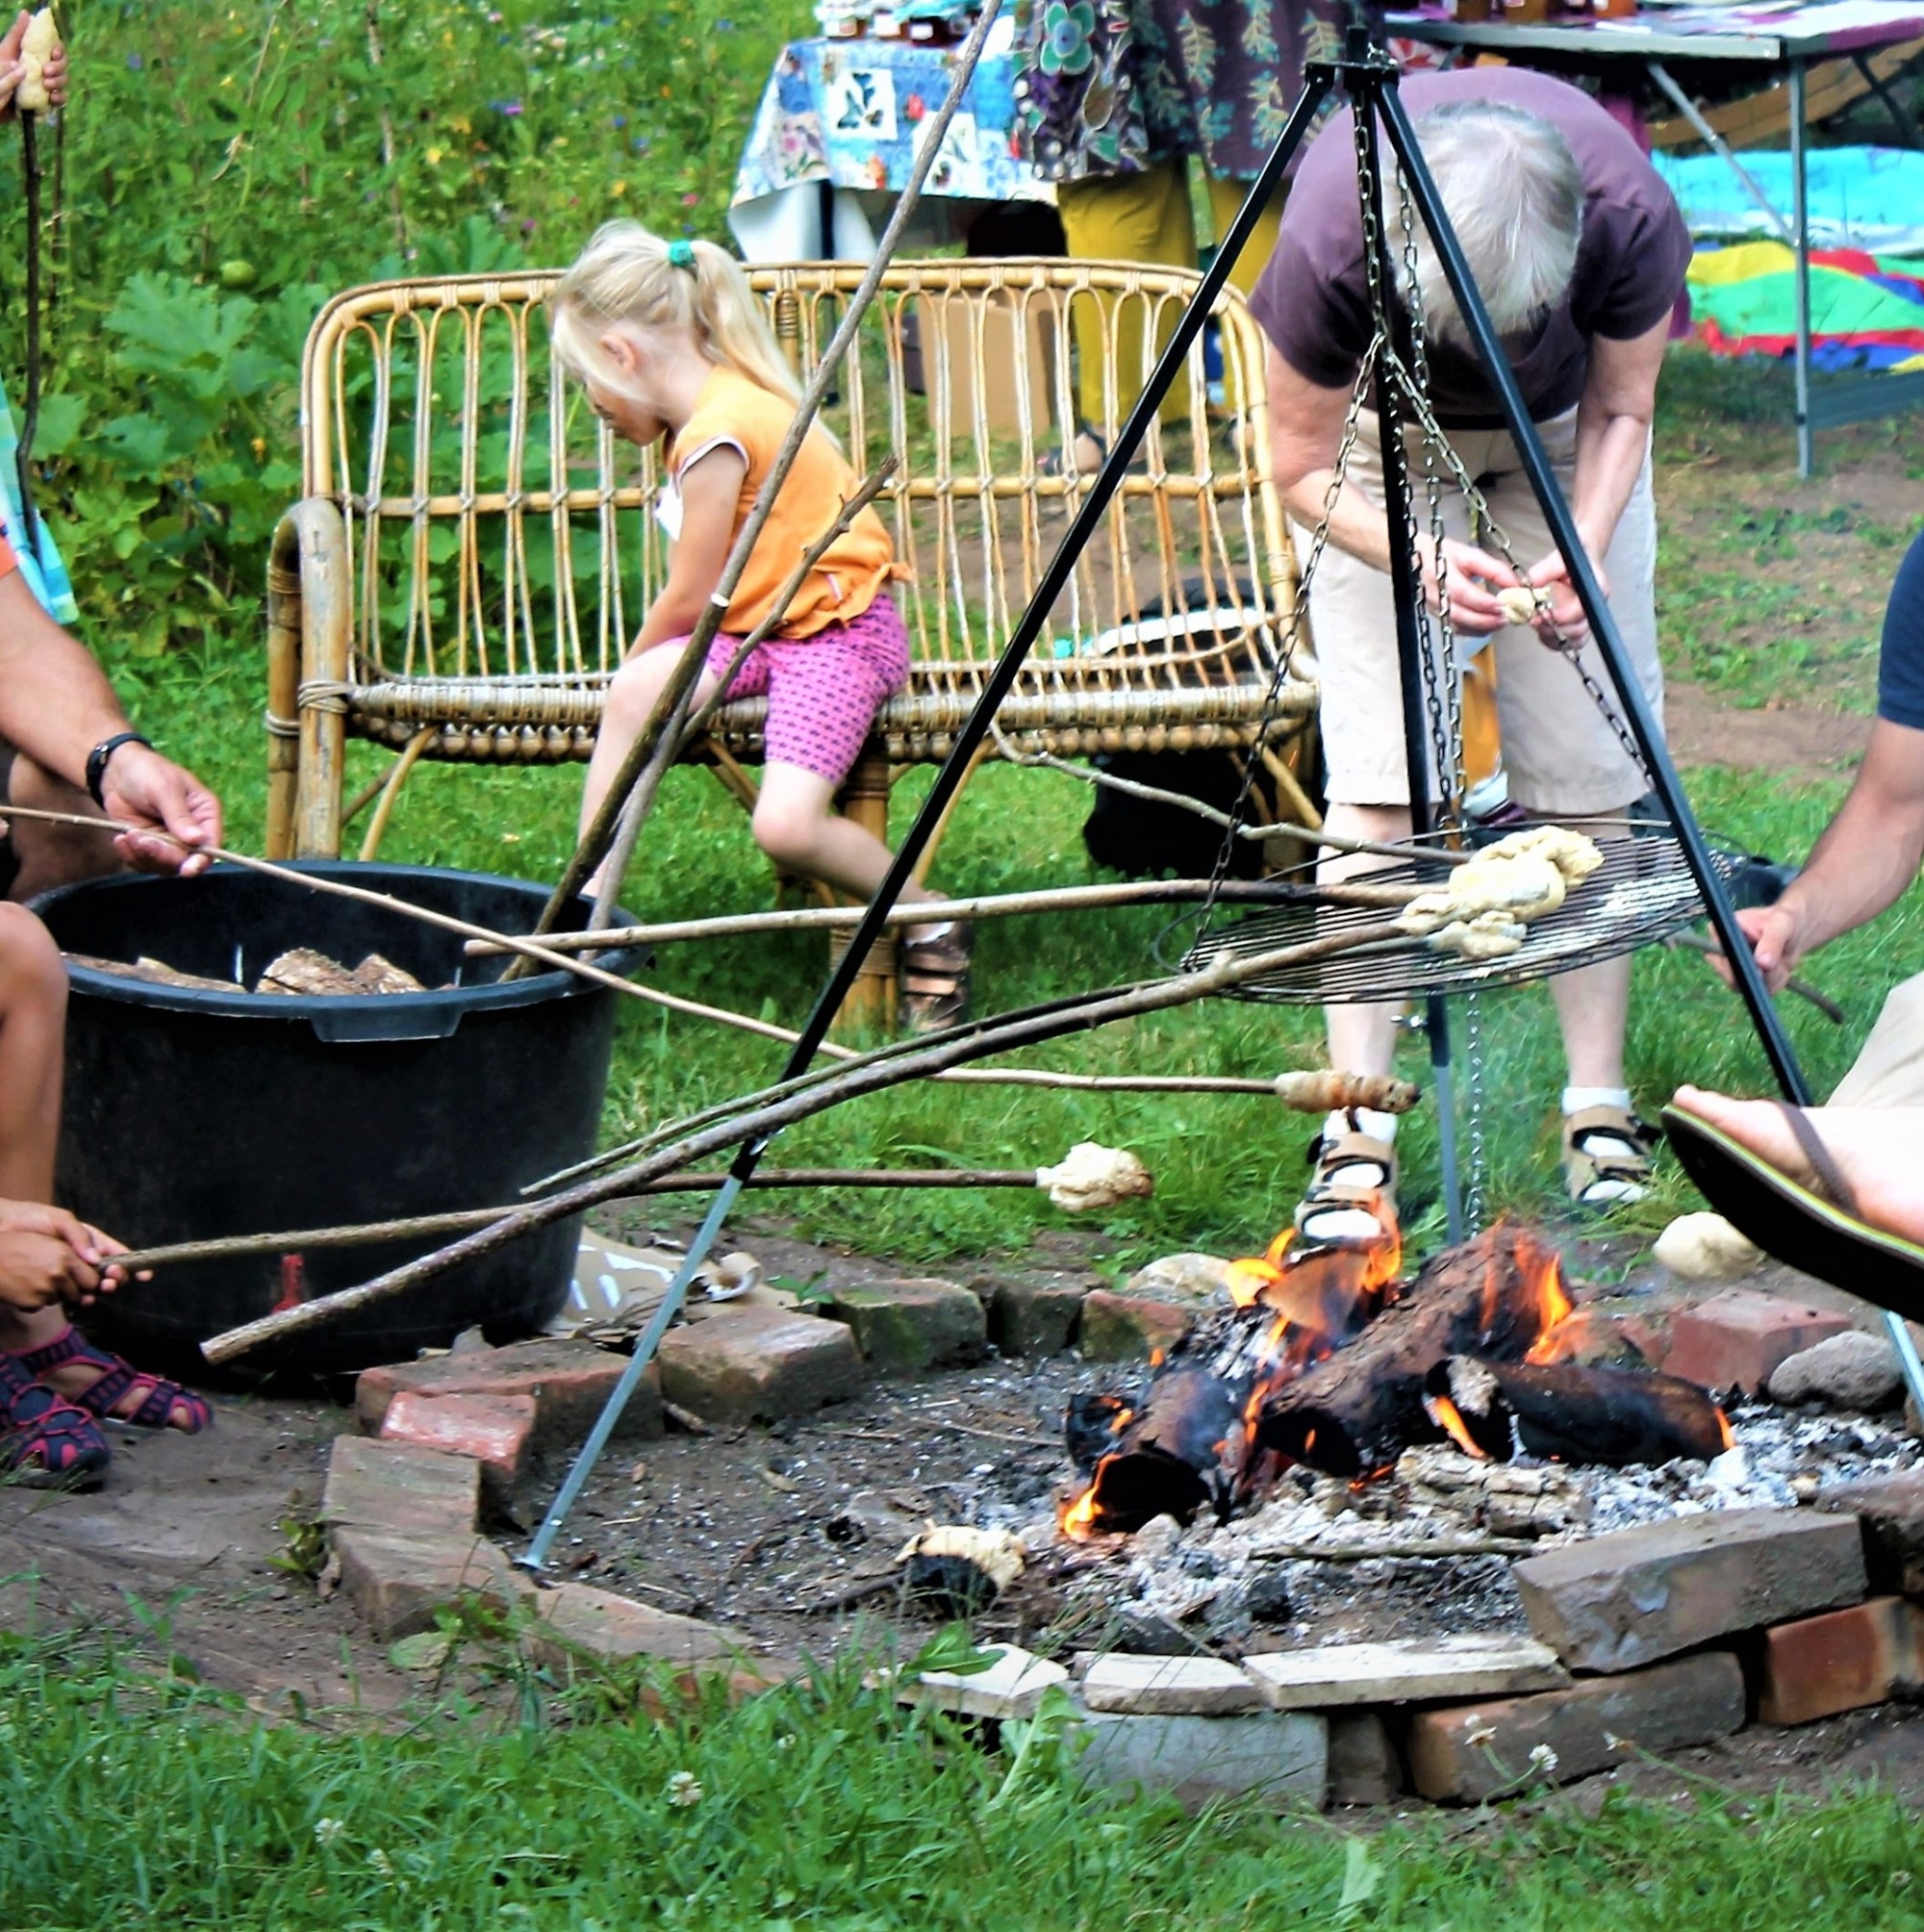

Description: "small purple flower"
490 98 524 117
632 136 651 153
126 51 143 69
612 114 626 128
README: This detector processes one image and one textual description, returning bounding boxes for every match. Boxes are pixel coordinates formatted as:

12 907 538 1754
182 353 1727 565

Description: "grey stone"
1244 1634 1569 1710
977 1273 1089 1357
1767 1330 1905 1411
1328 1711 1403 1806
330 1526 533 1641
1513 1507 1866 1673
1069 1704 1328 1811
1079 1653 1260 1715
825 1278 987 1372
911 1643 1070 1719
1123 1253 1233 1304
1817 1472 1924 1594
526 1583 741 1666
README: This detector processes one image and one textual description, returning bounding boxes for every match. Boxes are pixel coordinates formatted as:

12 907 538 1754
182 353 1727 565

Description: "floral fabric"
1013 0 1355 184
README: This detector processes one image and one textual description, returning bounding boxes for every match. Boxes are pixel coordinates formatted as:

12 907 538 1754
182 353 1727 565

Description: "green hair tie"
667 239 696 270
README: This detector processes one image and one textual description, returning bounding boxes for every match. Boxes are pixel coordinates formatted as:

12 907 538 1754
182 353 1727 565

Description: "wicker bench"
265 259 1318 894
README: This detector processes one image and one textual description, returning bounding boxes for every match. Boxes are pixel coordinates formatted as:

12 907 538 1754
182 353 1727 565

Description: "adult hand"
0 10 64 120
1418 536 1517 637
1524 547 1612 646
99 745 224 877
1701 902 1808 997
0 1201 135 1312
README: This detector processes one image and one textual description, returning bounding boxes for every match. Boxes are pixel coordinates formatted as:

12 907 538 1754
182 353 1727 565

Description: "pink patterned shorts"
700 593 909 789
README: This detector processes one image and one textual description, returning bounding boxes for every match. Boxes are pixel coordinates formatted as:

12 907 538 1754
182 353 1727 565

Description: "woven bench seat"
266 260 1314 861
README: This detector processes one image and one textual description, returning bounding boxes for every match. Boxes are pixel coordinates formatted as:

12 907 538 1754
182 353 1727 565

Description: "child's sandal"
13 1324 213 1433
899 924 972 1035
0 1353 110 1490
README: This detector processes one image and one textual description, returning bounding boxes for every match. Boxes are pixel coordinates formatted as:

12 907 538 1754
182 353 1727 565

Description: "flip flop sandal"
0 1353 110 1490
13 1324 213 1433
899 923 972 1035
1563 1104 1660 1208
1294 1120 1399 1248
1662 1102 1924 1323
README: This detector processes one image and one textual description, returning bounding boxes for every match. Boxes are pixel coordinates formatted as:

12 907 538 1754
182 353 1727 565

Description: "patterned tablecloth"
731 36 1051 210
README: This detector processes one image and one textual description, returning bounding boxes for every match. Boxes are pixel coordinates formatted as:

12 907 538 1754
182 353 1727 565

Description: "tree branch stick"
202 917 1414 1363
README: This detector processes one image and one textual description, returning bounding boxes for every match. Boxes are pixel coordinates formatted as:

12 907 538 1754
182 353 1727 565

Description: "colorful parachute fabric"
1687 240 1924 375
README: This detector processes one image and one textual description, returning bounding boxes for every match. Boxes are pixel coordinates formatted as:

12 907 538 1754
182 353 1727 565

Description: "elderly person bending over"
1248 69 1690 1239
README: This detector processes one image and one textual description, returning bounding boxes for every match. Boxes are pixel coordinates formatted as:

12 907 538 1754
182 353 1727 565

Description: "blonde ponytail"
549 222 800 405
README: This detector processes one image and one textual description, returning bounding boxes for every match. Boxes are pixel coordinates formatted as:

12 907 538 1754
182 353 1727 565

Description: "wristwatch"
85 732 151 808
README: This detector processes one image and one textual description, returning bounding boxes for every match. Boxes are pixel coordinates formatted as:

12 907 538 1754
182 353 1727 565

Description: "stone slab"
525 1582 741 1667
1817 1473 1924 1594
911 1643 1070 1720
1070 1705 1329 1812
357 1337 663 1447
330 1525 534 1642
826 1278 987 1372
1243 1634 1569 1709
1753 1595 1924 1726
977 1273 1089 1358
1328 1711 1403 1806
1513 1507 1866 1673
1406 1651 1745 1803
657 1305 862 1422
319 1434 480 1539
1078 1290 1200 1363
1079 1653 1261 1716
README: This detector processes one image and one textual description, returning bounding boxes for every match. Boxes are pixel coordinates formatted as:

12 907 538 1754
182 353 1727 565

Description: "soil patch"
1666 680 1868 779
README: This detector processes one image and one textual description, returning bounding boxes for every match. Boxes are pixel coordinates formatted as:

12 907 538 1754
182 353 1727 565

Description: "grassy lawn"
4 1632 1923 1929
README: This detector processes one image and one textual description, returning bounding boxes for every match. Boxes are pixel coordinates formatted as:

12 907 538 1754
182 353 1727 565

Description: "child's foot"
11 1325 212 1433
0 1352 110 1489
900 921 972 1034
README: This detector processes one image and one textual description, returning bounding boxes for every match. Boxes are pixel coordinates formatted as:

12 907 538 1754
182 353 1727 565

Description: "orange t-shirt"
664 366 896 641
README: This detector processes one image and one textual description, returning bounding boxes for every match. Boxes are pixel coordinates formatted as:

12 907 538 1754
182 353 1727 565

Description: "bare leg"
1548 953 1632 1089
751 762 942 923
1319 801 1410 1079
6 754 124 902
0 902 75 1359
1672 1087 1924 1248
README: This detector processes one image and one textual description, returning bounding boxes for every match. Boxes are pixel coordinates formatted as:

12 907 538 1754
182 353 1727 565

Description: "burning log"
1427 1357 1734 1467
1256 1226 1572 1477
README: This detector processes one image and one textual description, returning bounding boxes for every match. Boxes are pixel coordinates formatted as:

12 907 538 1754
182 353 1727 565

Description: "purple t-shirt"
1249 69 1691 427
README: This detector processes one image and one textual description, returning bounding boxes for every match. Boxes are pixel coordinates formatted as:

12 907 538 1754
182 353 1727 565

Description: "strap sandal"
1038 424 1148 481
1563 1104 1661 1209
13 1323 213 1433
899 921 972 1036
0 1352 110 1490
1294 1120 1399 1248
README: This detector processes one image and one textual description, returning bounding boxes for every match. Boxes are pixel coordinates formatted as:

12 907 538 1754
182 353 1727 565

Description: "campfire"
1061 1220 1731 1539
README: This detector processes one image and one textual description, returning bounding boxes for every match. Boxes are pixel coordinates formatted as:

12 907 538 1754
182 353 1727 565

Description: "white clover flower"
368 1848 394 1877
1528 1743 1559 1775
1466 1724 1498 1749
666 1770 703 1809
1604 1732 1623 1750
314 1817 344 1845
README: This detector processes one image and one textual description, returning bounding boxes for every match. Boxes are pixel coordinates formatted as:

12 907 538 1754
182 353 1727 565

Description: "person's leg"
1056 159 1197 467
1490 417 1663 1200
1671 1086 1924 1247
5 749 124 902
1202 172 1283 300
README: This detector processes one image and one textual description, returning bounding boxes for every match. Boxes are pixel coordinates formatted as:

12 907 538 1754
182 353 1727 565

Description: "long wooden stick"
202 917 1415 1362
463 876 1415 955
521 1 1005 956
113 1166 1057 1273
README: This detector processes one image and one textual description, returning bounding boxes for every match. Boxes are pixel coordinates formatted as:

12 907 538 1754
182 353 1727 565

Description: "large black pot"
34 862 640 1374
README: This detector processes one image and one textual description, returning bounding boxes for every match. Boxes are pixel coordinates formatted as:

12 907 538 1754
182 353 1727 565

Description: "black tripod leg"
1376 79 1810 1106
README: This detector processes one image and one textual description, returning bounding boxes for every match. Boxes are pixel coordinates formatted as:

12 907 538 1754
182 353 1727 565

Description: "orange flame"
1424 1391 1489 1460
1060 1480 1105 1540
1715 1406 1735 1452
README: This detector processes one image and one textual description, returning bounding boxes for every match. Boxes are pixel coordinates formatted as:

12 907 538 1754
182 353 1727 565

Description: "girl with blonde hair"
551 223 969 1029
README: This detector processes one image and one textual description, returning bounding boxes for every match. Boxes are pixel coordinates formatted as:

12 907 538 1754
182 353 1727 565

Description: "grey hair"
1394 100 1584 348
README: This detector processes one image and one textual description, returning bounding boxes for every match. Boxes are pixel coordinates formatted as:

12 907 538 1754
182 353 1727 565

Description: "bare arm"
1265 343 1516 634
632 445 750 653
1525 317 1668 638
0 570 222 874
1729 719 1924 989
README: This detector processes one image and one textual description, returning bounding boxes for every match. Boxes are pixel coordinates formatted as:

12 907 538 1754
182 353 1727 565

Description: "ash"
969 1393 1919 1658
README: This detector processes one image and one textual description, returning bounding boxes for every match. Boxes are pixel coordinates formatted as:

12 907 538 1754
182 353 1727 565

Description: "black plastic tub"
33 862 642 1374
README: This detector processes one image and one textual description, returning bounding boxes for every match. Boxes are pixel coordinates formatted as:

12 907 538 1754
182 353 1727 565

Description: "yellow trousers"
1055 162 1284 433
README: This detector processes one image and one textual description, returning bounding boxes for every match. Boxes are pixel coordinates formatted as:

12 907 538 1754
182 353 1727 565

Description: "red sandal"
12 1325 213 1434
0 1352 110 1489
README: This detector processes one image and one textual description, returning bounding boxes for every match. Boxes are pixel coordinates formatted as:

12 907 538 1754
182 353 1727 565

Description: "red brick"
1663 1289 1850 1395
381 1389 534 1519
1514 1507 1865 1672
1406 1651 1745 1803
1754 1596 1924 1726
320 1434 479 1538
356 1338 662 1449
525 1581 742 1667
1078 1290 1200 1363
657 1306 861 1422
331 1526 534 1641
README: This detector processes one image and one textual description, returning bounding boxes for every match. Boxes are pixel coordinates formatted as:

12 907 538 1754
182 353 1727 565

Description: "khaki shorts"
1294 407 1663 816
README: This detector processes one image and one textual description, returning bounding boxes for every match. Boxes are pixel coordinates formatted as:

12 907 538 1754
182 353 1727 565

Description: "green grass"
4 1633 1924 1929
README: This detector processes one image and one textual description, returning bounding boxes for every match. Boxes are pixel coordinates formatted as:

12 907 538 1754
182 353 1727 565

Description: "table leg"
1789 57 1813 478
